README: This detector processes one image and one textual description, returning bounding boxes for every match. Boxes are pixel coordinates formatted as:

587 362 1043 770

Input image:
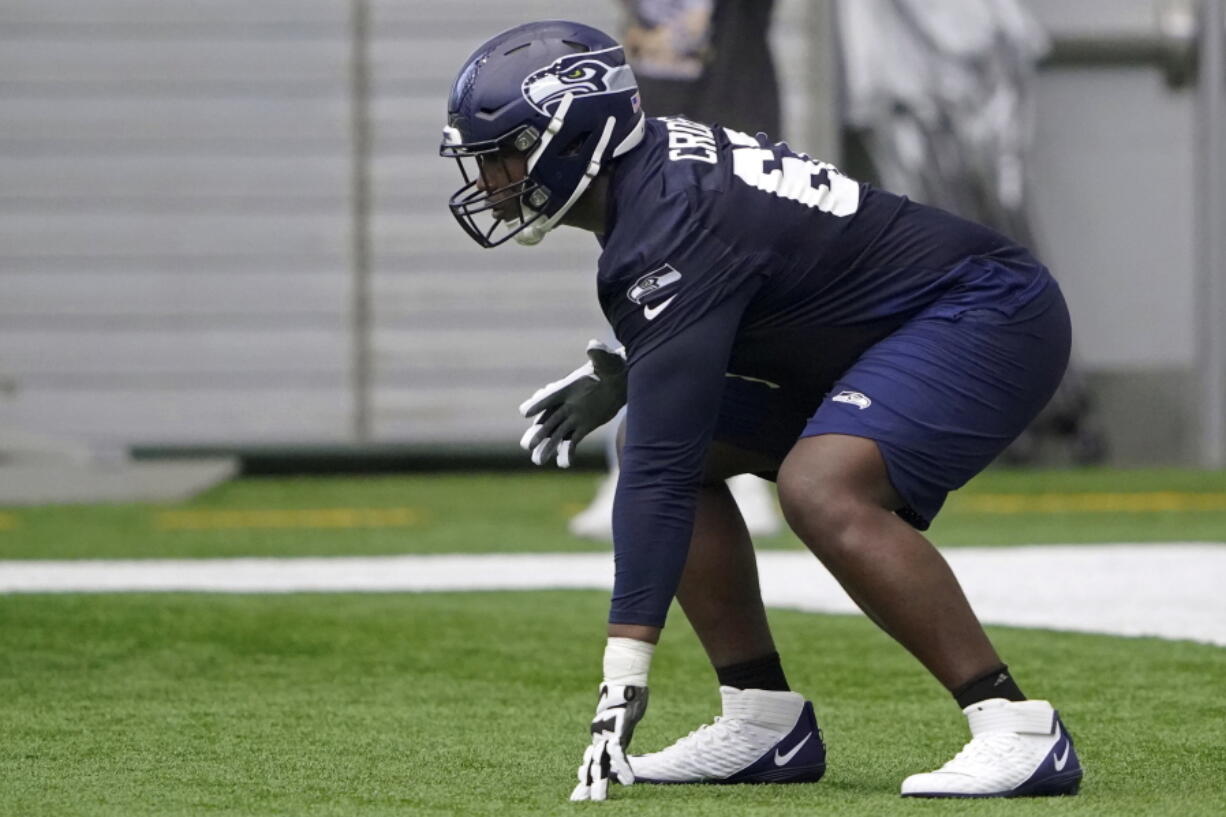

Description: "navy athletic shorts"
713 271 1072 530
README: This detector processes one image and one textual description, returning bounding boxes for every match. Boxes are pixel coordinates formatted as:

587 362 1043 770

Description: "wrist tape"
602 637 654 687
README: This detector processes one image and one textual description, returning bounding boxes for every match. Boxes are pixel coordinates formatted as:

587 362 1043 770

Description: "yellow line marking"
0 512 18 530
954 492 1226 514
153 507 423 531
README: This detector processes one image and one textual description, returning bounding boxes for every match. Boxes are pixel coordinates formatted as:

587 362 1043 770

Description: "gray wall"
1026 0 1204 463
0 0 1216 463
1 1 357 445
0 1 618 449
365 1 616 445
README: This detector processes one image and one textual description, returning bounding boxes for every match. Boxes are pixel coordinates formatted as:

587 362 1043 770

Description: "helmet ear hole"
559 132 590 158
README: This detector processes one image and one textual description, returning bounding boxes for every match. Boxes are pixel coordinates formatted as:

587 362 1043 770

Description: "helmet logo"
521 47 636 116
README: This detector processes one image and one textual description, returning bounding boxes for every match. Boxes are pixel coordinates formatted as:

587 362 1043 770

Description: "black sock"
953 664 1026 708
715 651 790 692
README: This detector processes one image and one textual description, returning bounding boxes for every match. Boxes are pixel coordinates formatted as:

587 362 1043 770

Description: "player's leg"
780 277 1079 797
630 440 827 785
776 433 1000 690
674 442 779 669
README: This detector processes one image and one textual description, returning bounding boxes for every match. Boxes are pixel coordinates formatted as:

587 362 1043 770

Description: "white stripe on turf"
1 543 1223 646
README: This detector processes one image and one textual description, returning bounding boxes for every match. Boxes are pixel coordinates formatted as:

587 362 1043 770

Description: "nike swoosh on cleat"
643 295 676 321
774 732 813 766
1053 737 1071 772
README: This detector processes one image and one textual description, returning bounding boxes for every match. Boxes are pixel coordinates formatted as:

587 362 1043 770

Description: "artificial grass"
933 467 1226 545
2 468 1226 560
0 473 605 560
1 591 1224 816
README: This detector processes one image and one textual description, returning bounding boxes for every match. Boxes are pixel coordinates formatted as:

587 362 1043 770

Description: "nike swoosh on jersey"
643 295 676 321
774 732 813 766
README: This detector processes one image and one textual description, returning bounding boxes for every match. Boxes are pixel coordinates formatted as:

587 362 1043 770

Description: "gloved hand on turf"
570 683 648 802
518 340 627 468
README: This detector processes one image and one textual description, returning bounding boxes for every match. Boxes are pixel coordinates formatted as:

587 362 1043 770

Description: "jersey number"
727 129 859 216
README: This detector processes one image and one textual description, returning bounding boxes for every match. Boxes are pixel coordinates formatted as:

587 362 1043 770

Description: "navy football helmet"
440 20 645 247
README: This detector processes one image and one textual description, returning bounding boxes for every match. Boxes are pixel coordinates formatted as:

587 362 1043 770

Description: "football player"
440 20 1083 802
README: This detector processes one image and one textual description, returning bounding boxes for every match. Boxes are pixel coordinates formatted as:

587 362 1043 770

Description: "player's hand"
569 683 648 802
518 340 627 468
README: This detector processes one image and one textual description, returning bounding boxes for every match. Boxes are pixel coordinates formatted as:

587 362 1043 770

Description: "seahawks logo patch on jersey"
522 47 638 116
832 390 872 410
627 264 682 304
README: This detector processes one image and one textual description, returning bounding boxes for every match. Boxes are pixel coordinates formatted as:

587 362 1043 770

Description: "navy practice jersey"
597 117 1051 628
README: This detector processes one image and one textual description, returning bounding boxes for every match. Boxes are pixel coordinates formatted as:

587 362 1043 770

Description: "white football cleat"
901 698 1083 798
630 686 825 784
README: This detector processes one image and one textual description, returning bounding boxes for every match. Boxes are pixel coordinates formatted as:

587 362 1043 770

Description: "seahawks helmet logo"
522 47 637 116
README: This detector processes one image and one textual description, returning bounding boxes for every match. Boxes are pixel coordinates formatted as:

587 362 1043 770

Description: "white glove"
569 683 648 802
519 340 627 468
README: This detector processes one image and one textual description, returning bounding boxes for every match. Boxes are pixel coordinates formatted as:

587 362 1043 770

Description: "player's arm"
609 287 750 631
571 283 755 802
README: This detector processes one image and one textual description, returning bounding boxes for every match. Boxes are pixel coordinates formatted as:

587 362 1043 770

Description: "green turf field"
1 467 1225 560
1 468 1225 815
2 592 1224 816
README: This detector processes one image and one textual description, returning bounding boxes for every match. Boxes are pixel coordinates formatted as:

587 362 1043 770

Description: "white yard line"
2 543 1224 647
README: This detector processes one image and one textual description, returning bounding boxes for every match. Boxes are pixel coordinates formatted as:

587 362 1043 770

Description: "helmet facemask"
441 124 551 248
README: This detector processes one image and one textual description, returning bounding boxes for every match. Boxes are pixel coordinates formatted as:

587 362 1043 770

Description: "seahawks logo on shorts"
832 390 872 410
522 47 638 116
627 264 682 304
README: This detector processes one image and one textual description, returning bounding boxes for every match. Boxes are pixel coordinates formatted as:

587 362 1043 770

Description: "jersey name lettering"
725 128 859 216
664 117 718 164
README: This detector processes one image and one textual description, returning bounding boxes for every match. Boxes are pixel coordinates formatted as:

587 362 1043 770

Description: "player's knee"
777 470 867 555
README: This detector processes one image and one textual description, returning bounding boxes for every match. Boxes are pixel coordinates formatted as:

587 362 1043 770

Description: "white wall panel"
1 272 347 318
0 214 350 257
0 330 348 378
0 41 348 83
1025 0 1159 34
1023 0 1199 369
2 389 352 445
0 1 346 25
365 1 618 442
5 0 1193 452
0 157 350 201
373 385 561 444
0 0 352 446
0 99 351 147
1030 68 1196 368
